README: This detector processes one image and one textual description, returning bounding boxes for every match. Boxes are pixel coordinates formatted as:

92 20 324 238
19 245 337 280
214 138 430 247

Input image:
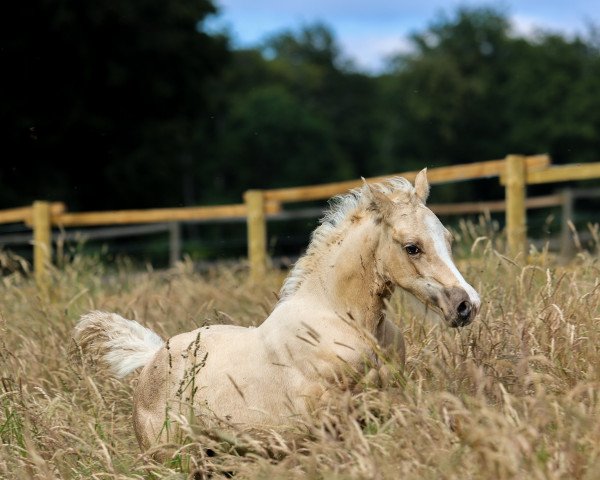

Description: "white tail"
73 311 165 378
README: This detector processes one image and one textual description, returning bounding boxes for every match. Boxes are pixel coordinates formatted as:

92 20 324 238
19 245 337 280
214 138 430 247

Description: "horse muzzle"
441 286 480 328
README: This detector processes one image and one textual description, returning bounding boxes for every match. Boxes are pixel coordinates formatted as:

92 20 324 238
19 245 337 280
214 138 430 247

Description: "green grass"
1 225 599 479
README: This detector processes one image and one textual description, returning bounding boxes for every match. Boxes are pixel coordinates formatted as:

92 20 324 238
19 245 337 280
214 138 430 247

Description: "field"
1 227 600 479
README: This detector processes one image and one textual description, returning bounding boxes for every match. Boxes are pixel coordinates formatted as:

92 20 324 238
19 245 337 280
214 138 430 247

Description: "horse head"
366 169 480 328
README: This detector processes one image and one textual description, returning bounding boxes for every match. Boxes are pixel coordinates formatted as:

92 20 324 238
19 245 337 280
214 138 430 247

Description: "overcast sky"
208 0 599 72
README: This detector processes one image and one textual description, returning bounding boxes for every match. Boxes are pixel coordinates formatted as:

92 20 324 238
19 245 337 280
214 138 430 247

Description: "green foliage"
1 0 228 209
502 34 600 161
2 5 600 212
383 7 600 169
265 22 340 70
220 85 347 188
0 380 25 451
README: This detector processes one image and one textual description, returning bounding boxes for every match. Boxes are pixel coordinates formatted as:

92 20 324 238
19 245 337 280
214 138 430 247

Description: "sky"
207 0 599 72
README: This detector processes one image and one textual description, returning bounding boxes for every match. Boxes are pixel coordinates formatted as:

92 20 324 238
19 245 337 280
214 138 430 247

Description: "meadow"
1 223 600 479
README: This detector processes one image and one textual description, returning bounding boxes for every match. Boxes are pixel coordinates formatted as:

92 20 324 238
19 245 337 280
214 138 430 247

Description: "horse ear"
363 178 395 220
414 168 430 203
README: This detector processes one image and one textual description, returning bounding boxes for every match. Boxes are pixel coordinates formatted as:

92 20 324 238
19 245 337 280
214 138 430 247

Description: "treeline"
2 3 599 211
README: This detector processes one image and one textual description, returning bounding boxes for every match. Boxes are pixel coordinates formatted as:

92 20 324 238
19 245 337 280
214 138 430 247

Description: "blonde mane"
279 176 417 301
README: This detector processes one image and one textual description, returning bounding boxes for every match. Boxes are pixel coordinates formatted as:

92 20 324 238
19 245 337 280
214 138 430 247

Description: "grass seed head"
0 224 599 478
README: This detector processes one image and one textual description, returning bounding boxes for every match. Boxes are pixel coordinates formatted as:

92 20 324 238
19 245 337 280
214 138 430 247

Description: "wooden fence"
244 154 600 278
1 154 600 289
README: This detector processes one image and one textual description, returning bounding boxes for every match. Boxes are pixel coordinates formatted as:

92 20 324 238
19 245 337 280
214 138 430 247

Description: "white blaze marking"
425 216 481 309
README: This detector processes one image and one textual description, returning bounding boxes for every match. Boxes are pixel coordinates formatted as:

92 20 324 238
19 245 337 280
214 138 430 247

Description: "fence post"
505 154 527 260
244 190 267 281
559 188 574 258
169 222 182 267
32 201 52 289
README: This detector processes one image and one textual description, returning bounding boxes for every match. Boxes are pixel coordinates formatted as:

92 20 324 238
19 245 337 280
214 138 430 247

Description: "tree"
202 23 372 200
261 24 384 178
0 0 228 209
218 85 346 190
502 33 600 163
379 7 600 202
382 8 514 167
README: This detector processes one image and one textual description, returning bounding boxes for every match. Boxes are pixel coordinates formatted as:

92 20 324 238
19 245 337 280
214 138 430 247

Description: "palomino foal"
73 169 480 451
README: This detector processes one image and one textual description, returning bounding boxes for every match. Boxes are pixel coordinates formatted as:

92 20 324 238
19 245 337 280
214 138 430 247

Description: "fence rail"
53 202 281 227
262 155 551 203
1 154 600 289
0 202 65 225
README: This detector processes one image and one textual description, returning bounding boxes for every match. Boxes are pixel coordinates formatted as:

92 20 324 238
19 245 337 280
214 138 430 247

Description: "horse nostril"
457 300 472 320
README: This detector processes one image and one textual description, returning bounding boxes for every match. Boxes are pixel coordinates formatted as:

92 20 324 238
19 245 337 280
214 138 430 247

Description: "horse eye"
405 244 421 256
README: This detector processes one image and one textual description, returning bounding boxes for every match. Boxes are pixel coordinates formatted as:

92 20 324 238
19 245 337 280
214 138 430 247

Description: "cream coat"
73 170 480 452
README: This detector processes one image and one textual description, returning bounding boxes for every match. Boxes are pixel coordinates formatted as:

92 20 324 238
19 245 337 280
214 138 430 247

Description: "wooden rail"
247 154 554 275
498 160 600 261
263 155 550 203
1 200 279 288
524 162 600 185
0 195 565 245
499 162 600 185
53 201 280 227
429 193 563 215
0 202 65 226
2 153 600 289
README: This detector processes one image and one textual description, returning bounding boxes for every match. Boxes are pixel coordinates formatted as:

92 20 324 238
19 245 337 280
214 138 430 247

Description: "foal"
73 169 480 451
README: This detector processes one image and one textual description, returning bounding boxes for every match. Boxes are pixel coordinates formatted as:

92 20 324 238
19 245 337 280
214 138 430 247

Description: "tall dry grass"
1 225 599 479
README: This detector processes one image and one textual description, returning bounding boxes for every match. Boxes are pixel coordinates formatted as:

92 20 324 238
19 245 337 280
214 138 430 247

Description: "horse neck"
297 217 389 332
